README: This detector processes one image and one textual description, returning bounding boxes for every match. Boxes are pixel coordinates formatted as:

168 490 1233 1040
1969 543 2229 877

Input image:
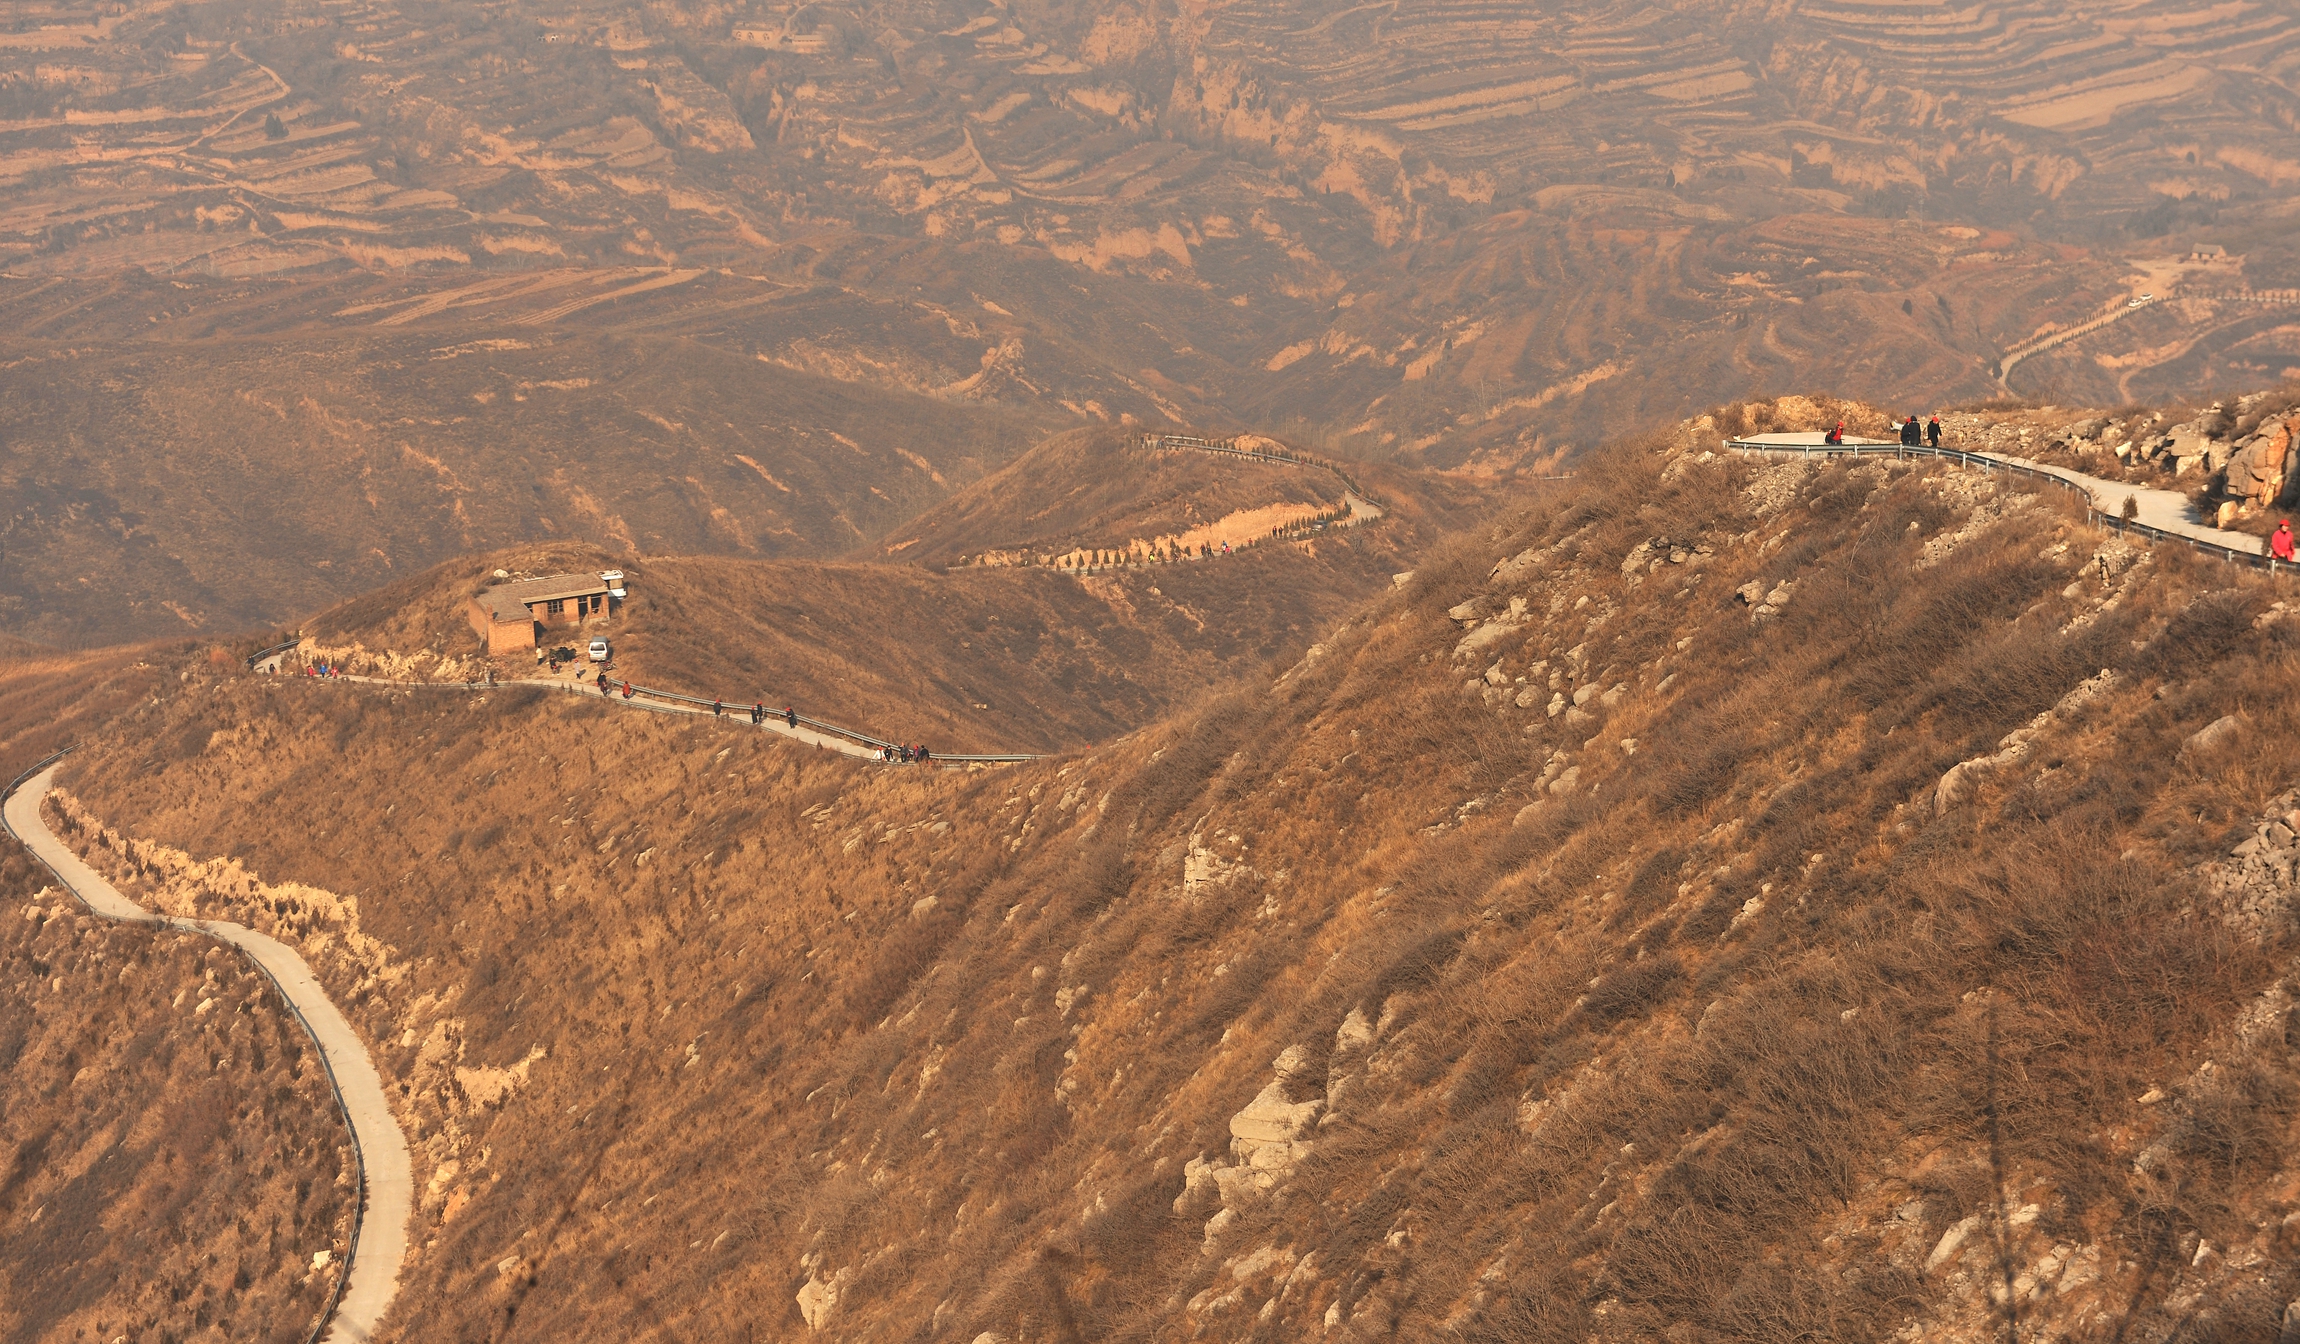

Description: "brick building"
467 571 624 655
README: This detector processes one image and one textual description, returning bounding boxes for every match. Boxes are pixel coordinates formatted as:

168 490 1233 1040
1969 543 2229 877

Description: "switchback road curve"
3 761 414 1344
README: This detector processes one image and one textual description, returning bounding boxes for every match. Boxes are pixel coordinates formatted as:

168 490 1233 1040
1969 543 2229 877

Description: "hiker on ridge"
1825 421 1845 446
1900 415 1922 446
2273 521 2295 562
1927 415 1942 448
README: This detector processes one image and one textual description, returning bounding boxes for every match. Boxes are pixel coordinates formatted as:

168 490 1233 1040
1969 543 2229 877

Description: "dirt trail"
3 764 414 1344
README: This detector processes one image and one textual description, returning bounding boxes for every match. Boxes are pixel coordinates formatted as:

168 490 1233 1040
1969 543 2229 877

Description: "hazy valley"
5 0 2300 645
8 1 2300 1342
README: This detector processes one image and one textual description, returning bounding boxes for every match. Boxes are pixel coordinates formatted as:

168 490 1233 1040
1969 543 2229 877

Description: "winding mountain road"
3 765 413 1344
1730 432 2273 555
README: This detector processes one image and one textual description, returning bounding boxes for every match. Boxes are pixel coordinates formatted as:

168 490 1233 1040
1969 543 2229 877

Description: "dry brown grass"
299 531 1425 753
38 411 2300 1344
0 832 351 1344
0 644 172 784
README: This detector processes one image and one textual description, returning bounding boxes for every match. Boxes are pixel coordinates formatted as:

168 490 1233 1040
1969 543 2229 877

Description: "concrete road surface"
5 765 412 1344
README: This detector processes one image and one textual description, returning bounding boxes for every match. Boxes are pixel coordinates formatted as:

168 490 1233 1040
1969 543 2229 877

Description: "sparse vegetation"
42 402 2300 1344
0 832 352 1344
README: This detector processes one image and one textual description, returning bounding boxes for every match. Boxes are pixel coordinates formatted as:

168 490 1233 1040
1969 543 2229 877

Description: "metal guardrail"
308 670 1045 764
567 678 1044 763
0 747 366 1344
244 637 302 671
1724 437 2297 575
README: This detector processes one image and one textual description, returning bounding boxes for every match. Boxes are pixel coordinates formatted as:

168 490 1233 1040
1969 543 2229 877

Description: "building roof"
473 572 609 623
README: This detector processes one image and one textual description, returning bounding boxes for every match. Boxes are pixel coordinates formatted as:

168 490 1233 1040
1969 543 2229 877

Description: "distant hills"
5 0 2299 646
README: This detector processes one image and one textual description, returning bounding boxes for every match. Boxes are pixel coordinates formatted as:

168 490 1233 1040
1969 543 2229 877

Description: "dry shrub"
37 428 2300 1344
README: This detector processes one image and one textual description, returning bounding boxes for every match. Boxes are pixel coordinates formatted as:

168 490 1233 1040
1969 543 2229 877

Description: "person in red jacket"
2272 521 2295 562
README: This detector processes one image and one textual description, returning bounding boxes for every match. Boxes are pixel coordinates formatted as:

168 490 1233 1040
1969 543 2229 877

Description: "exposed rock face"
796 1263 852 1330
2211 788 2300 936
2224 415 2299 507
2182 714 2245 759
1936 670 2117 814
1176 1027 1382 1247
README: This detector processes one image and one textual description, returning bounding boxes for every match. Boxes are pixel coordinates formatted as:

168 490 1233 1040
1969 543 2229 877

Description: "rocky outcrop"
796 1261 852 1330
2210 788 2300 936
1935 670 2117 814
1177 1019 1387 1248
1734 577 1795 619
2223 414 2299 508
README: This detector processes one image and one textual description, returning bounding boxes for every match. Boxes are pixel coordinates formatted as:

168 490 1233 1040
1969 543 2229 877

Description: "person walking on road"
623 681 635 699
1900 415 1922 447
1926 415 1942 448
1825 421 1845 446
2273 521 2295 562
785 707 797 729
713 699 723 717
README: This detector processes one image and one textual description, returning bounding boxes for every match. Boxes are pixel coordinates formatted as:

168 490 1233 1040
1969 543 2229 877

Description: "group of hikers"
1822 414 1943 447
877 743 934 765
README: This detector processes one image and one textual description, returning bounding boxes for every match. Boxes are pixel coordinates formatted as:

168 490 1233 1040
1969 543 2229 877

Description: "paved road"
4 765 413 1344
1731 432 2268 554
311 670 900 759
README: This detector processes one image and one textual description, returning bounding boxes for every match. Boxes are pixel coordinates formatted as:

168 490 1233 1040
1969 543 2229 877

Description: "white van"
588 637 610 662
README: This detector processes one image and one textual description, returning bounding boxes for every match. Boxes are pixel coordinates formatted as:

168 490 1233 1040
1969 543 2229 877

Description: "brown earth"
45 400 2300 1344
875 427 1354 565
0 832 353 1344
0 644 176 784
298 525 1441 754
8 0 2300 646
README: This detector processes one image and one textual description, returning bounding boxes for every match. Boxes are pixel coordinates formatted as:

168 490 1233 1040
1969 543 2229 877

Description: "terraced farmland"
3 0 2298 640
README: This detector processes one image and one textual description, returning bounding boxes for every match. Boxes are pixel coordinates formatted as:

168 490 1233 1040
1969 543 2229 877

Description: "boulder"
2225 415 2300 506
1230 1079 1322 1145
1173 1156 1223 1216
2183 714 2244 757
797 1268 852 1330
1733 580 1766 605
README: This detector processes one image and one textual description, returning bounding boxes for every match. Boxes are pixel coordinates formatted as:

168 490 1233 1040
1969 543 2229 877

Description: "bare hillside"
53 402 2300 1344
9 0 2300 644
878 428 1351 564
299 531 1428 753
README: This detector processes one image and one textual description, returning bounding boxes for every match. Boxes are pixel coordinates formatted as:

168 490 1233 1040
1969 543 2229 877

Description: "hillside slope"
0 304 1057 649
298 534 1432 753
877 429 1355 565
0 834 353 1344
51 406 2300 1344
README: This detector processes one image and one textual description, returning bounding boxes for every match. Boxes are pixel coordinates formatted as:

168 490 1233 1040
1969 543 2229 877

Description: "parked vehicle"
589 637 611 662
